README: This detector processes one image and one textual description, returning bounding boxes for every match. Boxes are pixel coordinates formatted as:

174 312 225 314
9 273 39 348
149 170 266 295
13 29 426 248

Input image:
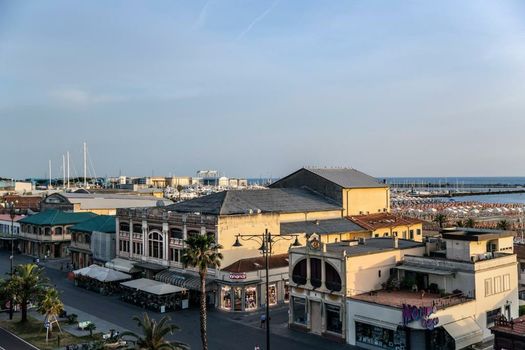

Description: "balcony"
350 290 473 310
18 232 71 242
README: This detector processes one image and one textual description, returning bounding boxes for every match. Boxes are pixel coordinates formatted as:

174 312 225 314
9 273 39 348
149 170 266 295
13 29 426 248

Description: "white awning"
105 258 140 273
73 264 131 282
442 317 483 349
120 278 186 295
354 315 400 331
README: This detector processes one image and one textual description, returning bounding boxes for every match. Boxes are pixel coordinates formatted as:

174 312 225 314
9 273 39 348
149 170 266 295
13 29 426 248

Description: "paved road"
1 251 356 350
0 327 39 350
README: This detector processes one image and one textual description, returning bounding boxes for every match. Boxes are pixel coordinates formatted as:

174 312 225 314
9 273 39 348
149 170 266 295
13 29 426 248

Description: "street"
0 251 355 350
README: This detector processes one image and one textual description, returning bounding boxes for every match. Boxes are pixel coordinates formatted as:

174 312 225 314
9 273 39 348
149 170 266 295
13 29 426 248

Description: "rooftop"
350 290 473 310
348 213 423 231
44 192 172 210
441 227 514 241
19 210 97 226
166 188 341 215
320 237 424 256
69 215 116 234
0 214 26 222
222 253 289 273
490 315 525 337
280 218 367 235
304 168 387 188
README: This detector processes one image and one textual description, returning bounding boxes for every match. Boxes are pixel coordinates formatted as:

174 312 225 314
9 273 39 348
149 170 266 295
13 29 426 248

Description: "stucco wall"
343 187 390 216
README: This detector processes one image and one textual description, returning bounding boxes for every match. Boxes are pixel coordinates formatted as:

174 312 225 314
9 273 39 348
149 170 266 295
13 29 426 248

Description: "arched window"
310 258 322 288
148 231 164 259
292 259 307 285
44 227 51 236
325 262 342 291
120 223 129 232
55 227 63 235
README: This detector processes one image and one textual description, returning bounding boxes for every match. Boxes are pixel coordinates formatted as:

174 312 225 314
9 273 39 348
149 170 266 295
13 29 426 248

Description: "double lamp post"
233 229 301 350
6 200 18 320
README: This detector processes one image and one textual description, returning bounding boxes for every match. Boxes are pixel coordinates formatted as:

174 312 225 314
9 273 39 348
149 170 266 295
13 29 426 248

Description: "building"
348 213 424 242
490 315 525 350
270 168 389 216
288 236 425 342
1 194 42 212
342 228 518 349
40 192 172 215
0 214 24 250
514 243 525 303
69 215 116 269
17 210 97 258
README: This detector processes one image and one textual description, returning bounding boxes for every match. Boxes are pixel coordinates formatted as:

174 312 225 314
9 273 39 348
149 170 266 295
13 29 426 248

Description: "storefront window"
268 284 277 305
221 286 231 310
356 322 407 350
245 286 257 310
292 297 306 325
326 304 342 334
234 287 242 311
284 281 290 303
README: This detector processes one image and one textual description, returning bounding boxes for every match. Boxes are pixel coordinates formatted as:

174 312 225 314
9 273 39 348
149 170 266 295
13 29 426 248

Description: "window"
85 234 91 244
148 231 164 259
310 258 322 288
485 278 493 296
133 242 143 255
503 274 511 291
170 248 180 262
119 223 129 232
133 224 143 234
268 284 277 305
234 287 242 311
417 229 422 235
245 286 257 310
374 234 379 238
487 308 501 326
292 297 306 325
221 286 231 310
55 227 63 235
292 259 307 285
326 304 342 334
325 262 342 291
494 276 502 294
393 231 398 237
170 228 183 239
409 230 414 240
284 281 290 303
378 270 382 278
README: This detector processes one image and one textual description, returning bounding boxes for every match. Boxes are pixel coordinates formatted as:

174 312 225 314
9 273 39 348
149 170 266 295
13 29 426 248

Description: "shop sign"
229 272 246 280
402 304 439 330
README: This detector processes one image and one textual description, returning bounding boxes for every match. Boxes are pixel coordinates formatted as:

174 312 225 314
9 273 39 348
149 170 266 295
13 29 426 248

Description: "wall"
279 210 342 223
370 223 423 242
343 187 390 216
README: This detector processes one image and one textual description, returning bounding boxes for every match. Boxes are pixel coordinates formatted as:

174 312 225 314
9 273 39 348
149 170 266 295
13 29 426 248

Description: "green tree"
37 288 63 336
464 218 475 228
497 220 510 230
433 213 447 229
182 235 223 350
176 185 183 201
85 322 96 337
8 263 48 322
121 313 186 350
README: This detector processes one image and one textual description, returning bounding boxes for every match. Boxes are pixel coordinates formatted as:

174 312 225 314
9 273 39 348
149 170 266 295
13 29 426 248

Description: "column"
142 220 147 259
162 223 169 263
321 258 326 290
115 217 120 257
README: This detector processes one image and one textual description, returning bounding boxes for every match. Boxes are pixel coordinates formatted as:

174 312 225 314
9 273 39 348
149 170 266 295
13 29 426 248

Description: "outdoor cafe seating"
73 265 132 295
120 278 189 313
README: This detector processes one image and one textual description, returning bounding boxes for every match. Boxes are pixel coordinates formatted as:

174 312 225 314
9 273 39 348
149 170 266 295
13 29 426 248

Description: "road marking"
0 327 40 350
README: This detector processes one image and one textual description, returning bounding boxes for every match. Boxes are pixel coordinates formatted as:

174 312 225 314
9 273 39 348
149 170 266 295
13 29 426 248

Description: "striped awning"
155 270 217 292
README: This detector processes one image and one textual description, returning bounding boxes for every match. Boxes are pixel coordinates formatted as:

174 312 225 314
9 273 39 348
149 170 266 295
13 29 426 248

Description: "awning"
133 261 169 272
121 278 186 295
354 315 400 331
395 265 455 276
105 258 140 273
155 270 217 292
73 264 131 282
442 317 483 349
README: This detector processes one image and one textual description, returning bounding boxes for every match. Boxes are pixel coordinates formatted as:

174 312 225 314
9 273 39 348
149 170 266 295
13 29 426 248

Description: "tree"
433 214 447 229
465 218 475 228
182 235 223 350
8 263 48 322
37 288 63 336
176 185 183 201
85 322 96 337
497 220 510 230
121 313 187 350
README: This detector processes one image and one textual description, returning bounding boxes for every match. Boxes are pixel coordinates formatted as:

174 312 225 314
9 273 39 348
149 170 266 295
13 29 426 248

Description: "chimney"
393 236 399 249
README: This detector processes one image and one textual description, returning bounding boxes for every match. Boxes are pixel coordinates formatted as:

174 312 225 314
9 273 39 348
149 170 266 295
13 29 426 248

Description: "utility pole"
83 141 87 188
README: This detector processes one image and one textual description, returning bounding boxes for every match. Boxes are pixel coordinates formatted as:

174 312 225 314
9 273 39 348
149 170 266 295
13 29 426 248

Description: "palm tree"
121 313 186 350
8 263 48 322
433 213 447 229
176 185 183 201
465 218 475 228
182 235 223 350
497 220 510 230
37 288 63 336
456 220 464 227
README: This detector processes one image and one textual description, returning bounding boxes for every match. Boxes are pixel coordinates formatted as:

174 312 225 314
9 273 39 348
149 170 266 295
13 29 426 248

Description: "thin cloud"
193 0 211 30
49 88 124 106
236 0 280 40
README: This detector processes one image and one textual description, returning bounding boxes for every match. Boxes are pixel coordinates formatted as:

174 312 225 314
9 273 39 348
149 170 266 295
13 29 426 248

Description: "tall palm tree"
433 213 447 229
497 220 510 230
8 263 48 322
121 313 186 350
182 235 223 350
37 288 63 336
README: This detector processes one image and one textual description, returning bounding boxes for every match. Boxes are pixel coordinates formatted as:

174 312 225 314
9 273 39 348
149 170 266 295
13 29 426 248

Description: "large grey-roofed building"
280 218 367 236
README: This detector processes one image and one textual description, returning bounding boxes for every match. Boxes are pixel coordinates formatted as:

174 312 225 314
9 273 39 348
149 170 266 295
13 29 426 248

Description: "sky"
2 0 525 179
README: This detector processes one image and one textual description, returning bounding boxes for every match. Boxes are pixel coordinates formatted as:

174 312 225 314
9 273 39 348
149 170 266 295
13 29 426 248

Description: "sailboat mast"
62 155 66 189
67 151 70 189
83 141 87 188
49 160 52 189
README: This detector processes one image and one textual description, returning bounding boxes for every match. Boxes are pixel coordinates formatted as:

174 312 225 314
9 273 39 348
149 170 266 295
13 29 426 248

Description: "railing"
493 316 525 330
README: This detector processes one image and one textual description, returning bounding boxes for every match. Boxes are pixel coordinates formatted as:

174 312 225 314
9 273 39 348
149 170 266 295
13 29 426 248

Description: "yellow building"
270 168 390 216
348 213 424 242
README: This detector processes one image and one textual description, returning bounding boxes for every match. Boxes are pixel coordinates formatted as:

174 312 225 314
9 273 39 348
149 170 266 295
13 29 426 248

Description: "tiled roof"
348 213 424 231
19 210 97 226
490 315 525 336
280 218 367 235
514 244 525 260
222 254 289 273
304 168 386 188
69 215 116 234
166 188 341 215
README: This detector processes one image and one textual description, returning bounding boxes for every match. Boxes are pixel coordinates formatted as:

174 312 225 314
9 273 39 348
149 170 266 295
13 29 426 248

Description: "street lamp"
233 229 300 350
6 200 18 320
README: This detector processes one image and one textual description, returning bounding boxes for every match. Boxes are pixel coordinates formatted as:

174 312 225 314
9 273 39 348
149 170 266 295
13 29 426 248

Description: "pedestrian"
260 314 266 328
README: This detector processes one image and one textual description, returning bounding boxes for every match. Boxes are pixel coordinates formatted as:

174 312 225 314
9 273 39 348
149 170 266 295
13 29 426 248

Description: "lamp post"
6 200 18 320
233 229 300 350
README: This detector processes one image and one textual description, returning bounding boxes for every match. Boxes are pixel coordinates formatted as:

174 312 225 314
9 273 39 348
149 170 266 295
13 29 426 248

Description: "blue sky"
2 0 525 179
